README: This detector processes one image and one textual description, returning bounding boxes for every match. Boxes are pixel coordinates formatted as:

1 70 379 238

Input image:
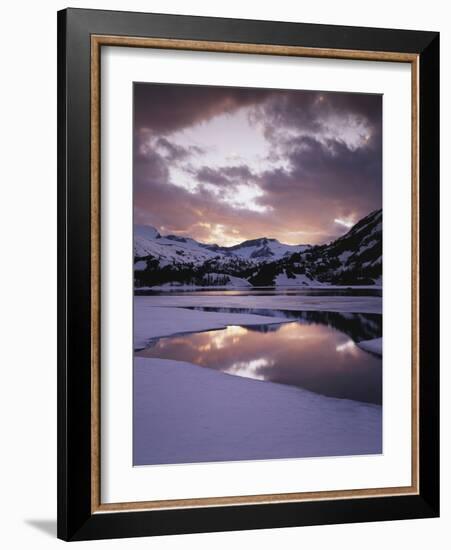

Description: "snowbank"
357 337 383 357
134 357 382 465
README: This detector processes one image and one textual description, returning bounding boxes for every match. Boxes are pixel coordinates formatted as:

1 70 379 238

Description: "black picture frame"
57 7 439 541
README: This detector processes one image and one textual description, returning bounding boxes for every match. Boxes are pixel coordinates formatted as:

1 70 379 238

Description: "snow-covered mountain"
304 208 382 285
251 208 382 286
134 229 221 266
134 227 310 266
212 238 310 261
134 209 382 288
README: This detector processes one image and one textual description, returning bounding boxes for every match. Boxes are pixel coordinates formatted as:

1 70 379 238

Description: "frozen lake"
133 291 383 466
135 286 382 297
138 313 382 404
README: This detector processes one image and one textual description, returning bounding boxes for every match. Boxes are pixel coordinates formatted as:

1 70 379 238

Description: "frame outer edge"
58 7 97 540
66 7 438 54
57 8 69 542
57 8 440 540
418 32 440 515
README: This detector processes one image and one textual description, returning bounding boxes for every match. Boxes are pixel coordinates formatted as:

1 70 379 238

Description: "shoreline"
135 284 383 292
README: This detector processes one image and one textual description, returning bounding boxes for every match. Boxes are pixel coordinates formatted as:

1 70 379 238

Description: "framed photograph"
57 8 439 541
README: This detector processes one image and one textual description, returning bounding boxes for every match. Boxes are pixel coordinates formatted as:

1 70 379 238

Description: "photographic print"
133 82 382 466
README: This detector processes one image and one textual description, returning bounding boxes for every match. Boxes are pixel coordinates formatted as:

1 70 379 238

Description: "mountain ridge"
134 209 382 288
134 226 310 260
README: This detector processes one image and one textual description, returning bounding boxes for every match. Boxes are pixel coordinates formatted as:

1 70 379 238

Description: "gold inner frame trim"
90 34 420 514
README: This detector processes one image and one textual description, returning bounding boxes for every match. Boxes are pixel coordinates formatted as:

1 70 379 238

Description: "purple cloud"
133 83 382 245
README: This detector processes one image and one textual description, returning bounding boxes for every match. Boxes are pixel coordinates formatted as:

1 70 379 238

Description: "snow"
348 211 381 238
358 337 383 357
356 238 377 255
134 356 382 465
338 250 353 263
133 290 383 464
134 293 382 349
134 303 288 349
134 260 147 271
274 272 323 287
149 274 252 291
134 224 160 240
134 224 309 265
207 273 252 287
136 292 381 318
229 239 310 261
134 232 220 264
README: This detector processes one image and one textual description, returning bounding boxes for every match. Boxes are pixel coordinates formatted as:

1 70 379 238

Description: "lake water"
137 309 382 405
135 287 382 297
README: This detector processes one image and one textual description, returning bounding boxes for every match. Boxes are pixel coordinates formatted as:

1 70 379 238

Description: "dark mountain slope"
134 209 382 288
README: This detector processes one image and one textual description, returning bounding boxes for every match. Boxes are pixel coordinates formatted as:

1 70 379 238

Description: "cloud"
155 137 204 162
194 164 254 187
255 133 381 239
251 90 382 157
134 83 272 134
133 83 382 245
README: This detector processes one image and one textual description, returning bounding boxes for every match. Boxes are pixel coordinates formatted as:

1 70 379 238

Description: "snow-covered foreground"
358 337 383 356
134 357 382 465
134 293 382 464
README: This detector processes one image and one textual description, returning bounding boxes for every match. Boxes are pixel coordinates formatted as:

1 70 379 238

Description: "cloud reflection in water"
138 320 382 404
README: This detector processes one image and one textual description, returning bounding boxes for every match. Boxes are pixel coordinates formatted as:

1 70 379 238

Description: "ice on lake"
133 290 382 466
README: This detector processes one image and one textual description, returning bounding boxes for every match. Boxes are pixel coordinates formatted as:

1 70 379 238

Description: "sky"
134 83 382 246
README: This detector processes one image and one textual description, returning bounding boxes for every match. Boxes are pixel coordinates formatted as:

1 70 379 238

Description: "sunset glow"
134 83 382 245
